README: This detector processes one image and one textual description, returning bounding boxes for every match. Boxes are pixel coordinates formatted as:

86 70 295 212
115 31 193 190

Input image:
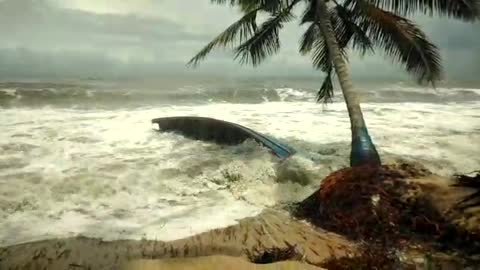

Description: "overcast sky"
0 0 478 81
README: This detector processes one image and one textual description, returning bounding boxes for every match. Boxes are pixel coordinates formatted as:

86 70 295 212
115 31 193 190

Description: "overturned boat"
151 116 296 159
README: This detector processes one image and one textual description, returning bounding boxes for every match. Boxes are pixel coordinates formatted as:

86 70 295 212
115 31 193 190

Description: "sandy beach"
1 163 479 269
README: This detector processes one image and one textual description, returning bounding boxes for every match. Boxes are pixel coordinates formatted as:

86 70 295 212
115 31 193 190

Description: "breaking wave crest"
1 82 479 108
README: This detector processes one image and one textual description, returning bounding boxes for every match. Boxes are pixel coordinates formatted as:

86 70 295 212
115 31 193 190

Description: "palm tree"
188 0 478 167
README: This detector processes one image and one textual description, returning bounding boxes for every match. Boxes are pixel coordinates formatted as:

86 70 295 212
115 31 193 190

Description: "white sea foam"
274 87 315 102
0 88 17 96
0 94 479 246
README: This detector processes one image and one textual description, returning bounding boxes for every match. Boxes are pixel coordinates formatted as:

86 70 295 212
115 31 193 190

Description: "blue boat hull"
151 116 296 159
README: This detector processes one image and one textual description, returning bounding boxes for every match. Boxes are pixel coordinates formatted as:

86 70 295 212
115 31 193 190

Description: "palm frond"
301 2 373 55
367 0 479 21
301 21 349 72
211 0 295 13
234 1 298 66
300 0 316 24
299 4 349 103
333 5 374 55
188 8 259 67
311 27 334 72
238 0 261 12
299 2 341 72
299 22 321 54
355 4 443 84
318 69 335 103
261 0 297 13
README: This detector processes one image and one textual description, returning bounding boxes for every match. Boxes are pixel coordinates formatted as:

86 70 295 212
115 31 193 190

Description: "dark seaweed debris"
295 164 480 258
295 164 437 244
319 243 412 270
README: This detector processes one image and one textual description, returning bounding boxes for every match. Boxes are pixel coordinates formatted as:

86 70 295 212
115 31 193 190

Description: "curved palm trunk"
315 0 381 167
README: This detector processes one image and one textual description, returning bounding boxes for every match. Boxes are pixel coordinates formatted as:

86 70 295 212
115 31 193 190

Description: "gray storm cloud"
0 0 478 81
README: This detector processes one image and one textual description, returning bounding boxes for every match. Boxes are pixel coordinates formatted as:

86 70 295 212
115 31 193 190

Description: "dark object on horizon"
151 116 296 159
454 170 480 210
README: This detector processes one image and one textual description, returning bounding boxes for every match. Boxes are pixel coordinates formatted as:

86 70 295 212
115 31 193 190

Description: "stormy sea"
1 78 479 247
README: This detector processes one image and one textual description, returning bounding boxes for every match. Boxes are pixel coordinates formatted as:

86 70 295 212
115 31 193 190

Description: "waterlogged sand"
0 209 353 269
124 257 326 270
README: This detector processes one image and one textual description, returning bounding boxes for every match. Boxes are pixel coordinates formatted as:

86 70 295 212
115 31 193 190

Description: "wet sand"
124 256 326 270
0 209 353 269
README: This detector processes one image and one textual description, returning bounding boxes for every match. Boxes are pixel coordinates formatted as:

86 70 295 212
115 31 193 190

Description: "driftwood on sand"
0 210 353 269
